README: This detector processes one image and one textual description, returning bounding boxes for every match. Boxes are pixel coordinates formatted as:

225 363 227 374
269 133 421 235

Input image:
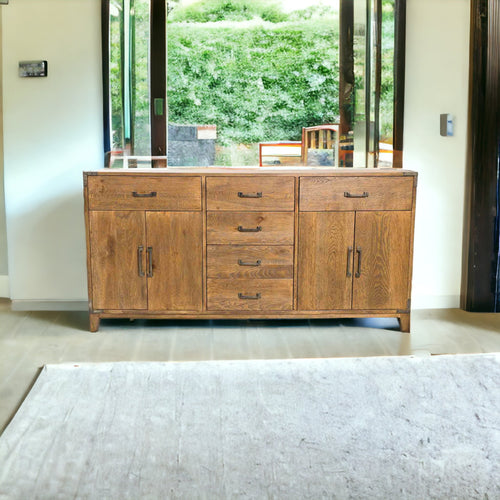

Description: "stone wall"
168 124 216 166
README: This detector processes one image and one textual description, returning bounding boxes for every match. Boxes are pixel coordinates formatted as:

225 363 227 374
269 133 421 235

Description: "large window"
102 0 405 168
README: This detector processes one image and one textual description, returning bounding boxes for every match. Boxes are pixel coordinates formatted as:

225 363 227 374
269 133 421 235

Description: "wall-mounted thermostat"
19 60 48 78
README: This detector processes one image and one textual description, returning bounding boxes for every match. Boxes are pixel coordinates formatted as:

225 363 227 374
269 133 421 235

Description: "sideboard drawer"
300 176 414 211
206 176 295 211
207 212 294 245
207 279 293 311
207 245 294 279
87 175 202 210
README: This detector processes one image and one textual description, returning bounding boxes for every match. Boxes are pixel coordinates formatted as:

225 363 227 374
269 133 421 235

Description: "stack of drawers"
206 176 295 311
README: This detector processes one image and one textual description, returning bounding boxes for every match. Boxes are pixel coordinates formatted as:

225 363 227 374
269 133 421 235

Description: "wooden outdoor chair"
301 124 340 166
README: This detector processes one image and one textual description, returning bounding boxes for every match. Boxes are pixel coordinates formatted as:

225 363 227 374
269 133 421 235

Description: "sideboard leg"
398 313 411 333
89 313 100 333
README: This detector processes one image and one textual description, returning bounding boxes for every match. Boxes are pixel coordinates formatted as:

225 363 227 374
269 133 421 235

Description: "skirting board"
411 294 460 309
0 275 9 298
11 300 88 311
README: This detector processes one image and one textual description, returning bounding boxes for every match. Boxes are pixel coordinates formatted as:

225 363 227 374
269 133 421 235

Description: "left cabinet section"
84 174 203 332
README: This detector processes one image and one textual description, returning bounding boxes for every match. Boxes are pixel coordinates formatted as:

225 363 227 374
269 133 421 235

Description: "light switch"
440 114 453 137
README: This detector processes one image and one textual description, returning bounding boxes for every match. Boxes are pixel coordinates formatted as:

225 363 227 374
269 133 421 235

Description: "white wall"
2 0 102 307
404 0 470 309
0 7 9 296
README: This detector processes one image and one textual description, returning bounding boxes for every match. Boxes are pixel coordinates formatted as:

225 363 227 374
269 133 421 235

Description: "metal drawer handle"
237 225 262 233
138 246 145 277
132 191 157 198
346 246 353 278
238 259 262 267
238 293 261 300
355 247 362 278
344 191 369 198
238 192 262 198
147 246 153 277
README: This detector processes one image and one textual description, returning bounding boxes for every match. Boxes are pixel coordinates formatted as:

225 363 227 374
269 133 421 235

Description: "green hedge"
167 20 340 145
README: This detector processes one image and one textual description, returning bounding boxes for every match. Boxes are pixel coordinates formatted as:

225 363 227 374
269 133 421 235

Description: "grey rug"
0 355 499 499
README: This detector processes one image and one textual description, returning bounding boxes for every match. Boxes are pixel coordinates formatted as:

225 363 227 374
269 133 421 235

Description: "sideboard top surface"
84 167 417 178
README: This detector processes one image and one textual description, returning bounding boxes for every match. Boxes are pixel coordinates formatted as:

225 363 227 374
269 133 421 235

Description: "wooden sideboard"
84 168 417 332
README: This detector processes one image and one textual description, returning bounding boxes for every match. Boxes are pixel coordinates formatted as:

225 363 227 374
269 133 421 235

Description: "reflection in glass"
167 0 340 166
109 0 151 157
106 0 398 168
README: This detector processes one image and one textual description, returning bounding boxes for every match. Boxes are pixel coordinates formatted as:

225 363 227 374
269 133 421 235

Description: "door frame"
461 0 500 312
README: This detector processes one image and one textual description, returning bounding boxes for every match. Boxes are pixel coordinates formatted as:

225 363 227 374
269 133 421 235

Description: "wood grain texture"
146 212 203 311
207 245 293 279
83 178 94 312
206 176 295 211
84 169 416 332
87 176 201 211
298 212 355 310
89 167 415 177
207 279 293 311
352 211 411 310
300 176 414 211
398 313 410 333
89 211 147 311
89 313 100 333
96 310 404 319
207 212 294 245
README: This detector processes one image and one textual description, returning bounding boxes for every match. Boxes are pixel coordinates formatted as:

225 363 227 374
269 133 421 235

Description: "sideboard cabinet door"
146 211 203 311
352 211 412 310
298 211 355 310
88 211 202 312
89 211 147 311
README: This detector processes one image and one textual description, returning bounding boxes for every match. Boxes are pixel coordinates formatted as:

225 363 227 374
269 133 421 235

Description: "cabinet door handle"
237 225 262 233
346 246 353 278
137 246 145 277
238 293 261 300
238 192 262 198
355 246 362 278
146 246 153 277
344 191 369 198
132 191 157 198
238 259 262 267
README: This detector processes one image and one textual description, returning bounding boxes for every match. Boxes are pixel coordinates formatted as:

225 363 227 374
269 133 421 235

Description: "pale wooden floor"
0 298 499 434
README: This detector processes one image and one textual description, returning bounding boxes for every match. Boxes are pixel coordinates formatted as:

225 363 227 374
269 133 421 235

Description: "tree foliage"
168 0 288 23
110 1 396 155
167 19 340 144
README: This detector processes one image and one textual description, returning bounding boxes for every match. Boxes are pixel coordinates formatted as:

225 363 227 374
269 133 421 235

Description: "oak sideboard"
83 167 417 332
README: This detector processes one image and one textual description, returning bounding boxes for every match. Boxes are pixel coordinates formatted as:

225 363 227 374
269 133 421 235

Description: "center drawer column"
206 176 295 311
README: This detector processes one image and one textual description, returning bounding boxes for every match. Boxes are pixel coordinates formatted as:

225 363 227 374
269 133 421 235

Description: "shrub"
167 19 340 145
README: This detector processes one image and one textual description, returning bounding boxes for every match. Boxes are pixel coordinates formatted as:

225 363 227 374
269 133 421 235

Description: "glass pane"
106 0 398 168
131 0 152 156
352 0 368 168
109 0 125 153
109 0 151 161
379 0 394 167
167 0 340 167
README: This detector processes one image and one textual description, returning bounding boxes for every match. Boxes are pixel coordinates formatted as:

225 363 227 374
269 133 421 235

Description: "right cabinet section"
298 175 416 326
